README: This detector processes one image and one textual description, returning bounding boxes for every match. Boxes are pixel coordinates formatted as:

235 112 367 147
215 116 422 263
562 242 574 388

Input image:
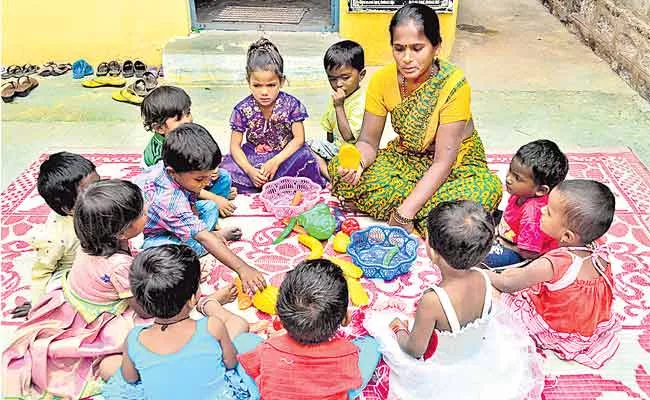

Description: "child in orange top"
489 179 621 368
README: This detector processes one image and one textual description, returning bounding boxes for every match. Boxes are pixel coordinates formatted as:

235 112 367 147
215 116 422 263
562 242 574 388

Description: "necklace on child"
399 59 440 98
155 316 191 331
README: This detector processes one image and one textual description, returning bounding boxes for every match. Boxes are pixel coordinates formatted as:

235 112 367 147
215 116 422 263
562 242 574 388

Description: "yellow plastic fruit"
345 276 369 306
252 285 280 315
234 278 252 310
329 257 363 279
339 143 361 170
332 232 351 253
298 234 324 260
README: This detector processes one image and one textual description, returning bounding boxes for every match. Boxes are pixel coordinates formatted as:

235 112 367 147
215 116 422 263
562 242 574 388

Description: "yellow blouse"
365 62 472 125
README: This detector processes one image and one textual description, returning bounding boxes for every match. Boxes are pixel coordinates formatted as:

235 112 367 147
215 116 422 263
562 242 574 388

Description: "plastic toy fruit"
328 257 363 279
298 234 324 260
252 285 280 315
332 232 351 253
297 204 336 240
290 191 304 206
383 246 400 266
341 218 361 236
339 143 362 170
345 276 369 306
234 278 253 310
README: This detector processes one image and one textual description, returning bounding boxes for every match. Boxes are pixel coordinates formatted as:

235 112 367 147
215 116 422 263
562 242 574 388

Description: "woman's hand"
260 158 281 181
336 164 365 186
388 206 416 233
246 167 268 188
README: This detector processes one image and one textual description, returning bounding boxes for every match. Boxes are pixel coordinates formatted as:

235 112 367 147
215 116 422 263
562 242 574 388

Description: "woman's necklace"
155 316 191 331
400 59 440 98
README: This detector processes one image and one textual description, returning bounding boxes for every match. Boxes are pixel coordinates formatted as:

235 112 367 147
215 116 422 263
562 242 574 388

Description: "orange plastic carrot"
234 278 253 310
291 191 304 206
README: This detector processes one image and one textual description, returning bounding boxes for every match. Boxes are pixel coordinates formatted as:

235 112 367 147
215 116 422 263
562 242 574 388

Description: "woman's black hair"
277 259 348 344
162 123 222 173
37 152 97 216
246 38 285 81
141 86 192 132
389 3 442 47
130 245 201 319
556 180 615 243
427 200 495 269
74 179 144 257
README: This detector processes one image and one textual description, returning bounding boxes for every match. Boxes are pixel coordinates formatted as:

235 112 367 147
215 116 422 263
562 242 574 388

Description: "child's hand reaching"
247 167 268 188
332 88 346 107
214 196 237 217
228 187 238 200
260 158 281 181
238 265 267 295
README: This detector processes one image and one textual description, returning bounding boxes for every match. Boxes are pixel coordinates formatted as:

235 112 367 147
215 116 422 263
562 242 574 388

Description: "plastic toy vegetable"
332 232 351 253
234 278 252 310
328 257 363 279
297 203 336 240
272 317 283 331
298 234 324 260
273 217 297 245
291 191 304 206
341 218 361 236
383 246 400 266
332 207 346 232
253 285 280 315
339 143 362 170
345 276 369 306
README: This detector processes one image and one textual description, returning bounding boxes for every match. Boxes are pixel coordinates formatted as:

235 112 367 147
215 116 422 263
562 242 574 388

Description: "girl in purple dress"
221 38 327 193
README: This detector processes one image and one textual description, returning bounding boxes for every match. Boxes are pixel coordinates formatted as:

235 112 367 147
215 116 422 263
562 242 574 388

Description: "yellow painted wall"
2 0 191 67
339 0 458 66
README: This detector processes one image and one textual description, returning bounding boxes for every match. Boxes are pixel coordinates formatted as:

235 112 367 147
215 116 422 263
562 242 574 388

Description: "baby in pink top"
484 140 569 269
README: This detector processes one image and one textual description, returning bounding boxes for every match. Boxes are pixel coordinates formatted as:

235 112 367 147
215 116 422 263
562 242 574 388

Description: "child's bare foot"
228 187 238 200
211 283 238 305
219 226 242 241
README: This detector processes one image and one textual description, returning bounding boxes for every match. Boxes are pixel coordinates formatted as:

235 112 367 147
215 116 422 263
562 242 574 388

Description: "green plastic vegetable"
297 204 337 240
273 217 297 244
383 246 400 266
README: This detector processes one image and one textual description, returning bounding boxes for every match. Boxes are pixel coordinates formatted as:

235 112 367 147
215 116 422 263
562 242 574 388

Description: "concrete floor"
2 0 650 189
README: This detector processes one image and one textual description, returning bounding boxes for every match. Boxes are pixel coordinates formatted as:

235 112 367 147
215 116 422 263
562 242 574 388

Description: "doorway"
190 0 337 32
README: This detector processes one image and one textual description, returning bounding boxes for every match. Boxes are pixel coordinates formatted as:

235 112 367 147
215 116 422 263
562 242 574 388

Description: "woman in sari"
330 3 502 235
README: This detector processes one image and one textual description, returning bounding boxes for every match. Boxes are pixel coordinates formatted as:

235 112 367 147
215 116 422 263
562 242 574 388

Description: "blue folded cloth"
72 59 93 79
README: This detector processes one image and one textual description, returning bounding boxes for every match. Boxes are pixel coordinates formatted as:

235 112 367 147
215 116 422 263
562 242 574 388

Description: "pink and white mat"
2 151 650 399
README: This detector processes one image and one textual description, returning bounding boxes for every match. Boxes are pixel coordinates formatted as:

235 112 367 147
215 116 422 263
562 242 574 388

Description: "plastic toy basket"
347 225 418 280
260 177 321 219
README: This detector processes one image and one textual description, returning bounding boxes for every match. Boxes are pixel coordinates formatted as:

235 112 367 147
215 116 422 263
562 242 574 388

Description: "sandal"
14 76 39 97
108 61 121 77
96 62 109 76
22 64 40 75
82 75 126 88
142 71 158 92
52 63 72 76
1 81 17 103
134 60 147 78
112 86 144 105
2 65 23 80
122 60 134 78
38 65 55 77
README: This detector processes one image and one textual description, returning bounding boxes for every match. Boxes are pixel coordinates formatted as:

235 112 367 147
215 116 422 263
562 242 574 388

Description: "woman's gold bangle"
392 209 414 224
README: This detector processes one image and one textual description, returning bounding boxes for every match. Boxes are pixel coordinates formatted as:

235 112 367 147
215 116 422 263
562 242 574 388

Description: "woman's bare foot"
339 198 362 213
211 283 238 305
216 226 243 241
228 187 238 200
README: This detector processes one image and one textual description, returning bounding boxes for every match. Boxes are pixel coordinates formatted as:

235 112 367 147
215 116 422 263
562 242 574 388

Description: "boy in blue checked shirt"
137 123 266 294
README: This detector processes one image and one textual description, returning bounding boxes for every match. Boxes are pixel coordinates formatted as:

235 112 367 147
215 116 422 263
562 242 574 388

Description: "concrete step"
163 30 342 87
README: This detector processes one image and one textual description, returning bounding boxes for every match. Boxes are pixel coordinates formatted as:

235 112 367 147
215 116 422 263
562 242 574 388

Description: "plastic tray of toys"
347 225 418 280
260 177 321 219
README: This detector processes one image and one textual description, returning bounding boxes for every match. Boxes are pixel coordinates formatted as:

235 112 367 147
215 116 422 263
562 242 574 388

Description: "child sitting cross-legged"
237 259 381 400
11 152 99 318
141 86 238 217
365 200 543 400
484 139 569 269
489 179 622 368
101 244 254 400
309 40 366 180
137 122 266 295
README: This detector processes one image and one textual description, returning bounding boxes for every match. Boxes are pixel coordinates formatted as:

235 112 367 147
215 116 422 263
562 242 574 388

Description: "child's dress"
221 92 326 193
485 194 558 268
501 246 622 368
2 251 142 399
365 268 543 400
102 318 252 400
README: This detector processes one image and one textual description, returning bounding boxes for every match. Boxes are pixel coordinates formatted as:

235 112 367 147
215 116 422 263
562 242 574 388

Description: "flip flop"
134 60 147 78
14 76 39 97
38 65 54 77
22 64 40 75
112 86 143 105
96 62 109 76
1 81 17 102
108 61 121 77
122 60 134 78
72 59 91 79
2 65 23 79
52 63 72 76
82 75 127 88
142 71 158 92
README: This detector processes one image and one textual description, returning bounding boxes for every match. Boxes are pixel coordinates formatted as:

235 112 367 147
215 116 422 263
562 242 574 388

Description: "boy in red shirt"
237 259 380 399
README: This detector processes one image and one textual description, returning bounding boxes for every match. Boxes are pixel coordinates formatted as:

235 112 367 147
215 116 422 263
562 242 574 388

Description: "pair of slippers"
112 72 159 105
72 59 94 79
39 62 72 77
96 60 145 78
2 76 39 103
2 64 40 80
